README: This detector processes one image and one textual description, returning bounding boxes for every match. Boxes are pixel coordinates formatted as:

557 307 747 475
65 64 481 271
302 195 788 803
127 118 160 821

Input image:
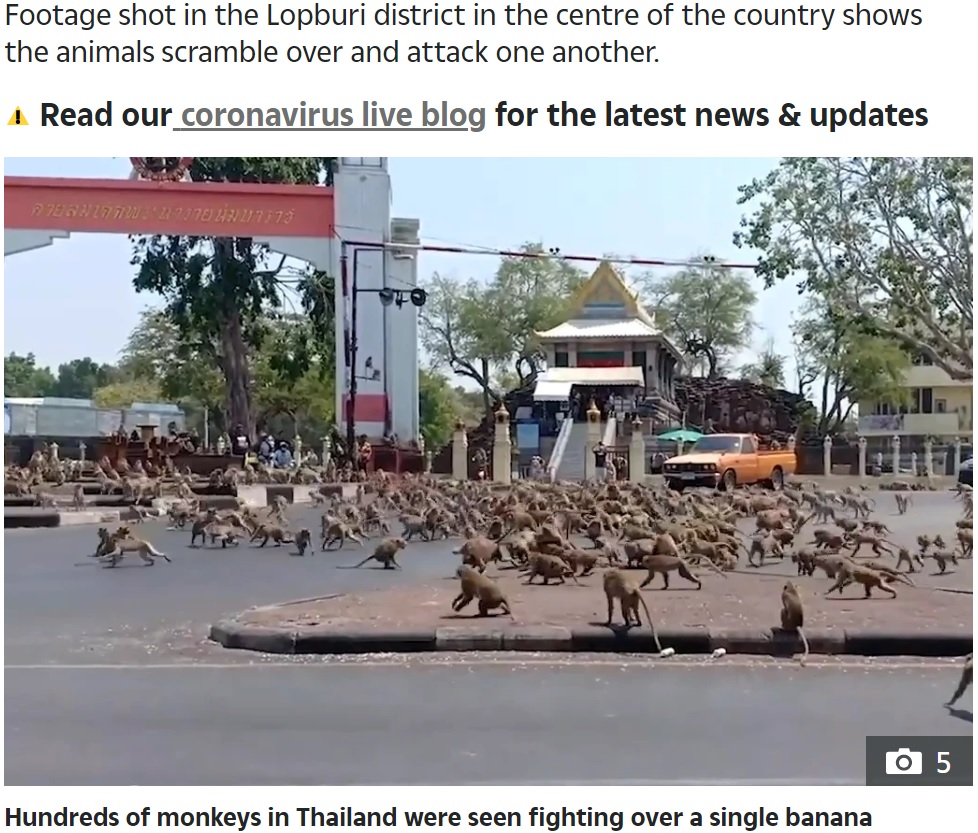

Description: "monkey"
293 528 312 556
455 536 503 572
251 524 294 547
322 521 364 550
841 493 874 519
846 531 896 558
811 529 845 550
309 489 329 507
956 528 973 559
561 548 601 577
399 513 430 542
350 536 406 570
129 505 156 524
190 511 219 546
583 519 605 548
452 565 512 616
944 653 973 707
90 527 116 558
791 546 819 577
100 532 171 567
925 549 958 574
894 493 912 515
638 554 704 590
811 502 837 524
824 563 900 598
779 581 809 666
861 520 891 536
836 517 860 535
35 492 57 509
602 569 664 653
864 560 916 586
521 553 579 585
895 547 925 573
204 523 242 548
687 537 737 568
813 553 853 582
933 534 948 551
746 534 784 568
72 484 86 511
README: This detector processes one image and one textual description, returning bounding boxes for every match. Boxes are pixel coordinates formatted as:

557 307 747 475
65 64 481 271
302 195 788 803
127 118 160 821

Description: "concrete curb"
208 617 973 658
5 510 123 529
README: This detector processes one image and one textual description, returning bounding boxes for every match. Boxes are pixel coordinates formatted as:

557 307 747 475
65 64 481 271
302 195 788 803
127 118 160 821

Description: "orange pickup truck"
661 433 796 491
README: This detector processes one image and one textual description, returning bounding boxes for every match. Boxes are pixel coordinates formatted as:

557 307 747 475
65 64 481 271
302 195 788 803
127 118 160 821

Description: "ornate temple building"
532 262 683 422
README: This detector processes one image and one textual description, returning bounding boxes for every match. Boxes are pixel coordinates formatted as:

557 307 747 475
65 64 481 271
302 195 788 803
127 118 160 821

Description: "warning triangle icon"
8 107 28 126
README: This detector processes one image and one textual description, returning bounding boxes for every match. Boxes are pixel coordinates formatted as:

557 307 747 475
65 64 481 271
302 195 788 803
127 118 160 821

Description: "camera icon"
885 748 923 775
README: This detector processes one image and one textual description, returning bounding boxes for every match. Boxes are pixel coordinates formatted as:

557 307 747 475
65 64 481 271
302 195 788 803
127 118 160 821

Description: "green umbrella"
657 428 704 443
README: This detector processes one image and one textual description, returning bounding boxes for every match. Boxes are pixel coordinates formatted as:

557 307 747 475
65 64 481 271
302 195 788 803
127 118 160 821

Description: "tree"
639 257 757 378
130 157 337 436
4 353 56 397
418 369 457 452
735 157 973 380
740 337 786 389
92 379 163 408
118 308 335 439
420 243 586 417
51 357 119 399
792 295 911 436
117 309 225 417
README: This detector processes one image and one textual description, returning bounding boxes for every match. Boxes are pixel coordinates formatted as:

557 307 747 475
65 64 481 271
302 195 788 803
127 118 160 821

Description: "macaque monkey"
452 565 512 616
780 581 809 666
602 569 665 653
350 537 406 570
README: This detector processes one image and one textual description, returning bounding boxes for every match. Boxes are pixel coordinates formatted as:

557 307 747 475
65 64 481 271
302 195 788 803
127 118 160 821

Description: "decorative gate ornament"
129 157 194 182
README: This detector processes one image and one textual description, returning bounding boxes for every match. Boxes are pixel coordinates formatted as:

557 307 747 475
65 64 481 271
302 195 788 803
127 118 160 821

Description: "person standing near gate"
592 441 608 482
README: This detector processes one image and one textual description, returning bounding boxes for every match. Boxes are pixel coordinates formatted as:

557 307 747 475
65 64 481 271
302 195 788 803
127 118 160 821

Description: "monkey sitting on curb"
779 581 809 666
602 569 666 654
452 565 512 617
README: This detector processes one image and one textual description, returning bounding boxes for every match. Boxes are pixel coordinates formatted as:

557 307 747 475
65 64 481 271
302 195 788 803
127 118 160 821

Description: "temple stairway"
553 421 590 481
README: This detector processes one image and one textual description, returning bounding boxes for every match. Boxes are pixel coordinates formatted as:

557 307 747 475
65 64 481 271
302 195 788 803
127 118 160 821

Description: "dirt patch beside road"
238 557 972 635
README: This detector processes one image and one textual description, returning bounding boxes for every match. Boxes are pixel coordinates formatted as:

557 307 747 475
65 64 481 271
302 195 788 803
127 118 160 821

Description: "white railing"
548 417 575 482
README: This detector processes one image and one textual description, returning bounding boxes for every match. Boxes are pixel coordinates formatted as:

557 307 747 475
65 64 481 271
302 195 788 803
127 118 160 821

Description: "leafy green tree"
420 243 586 417
92 379 164 408
4 353 56 397
117 310 225 416
418 369 457 452
639 257 757 378
52 357 118 398
130 157 337 435
792 295 911 436
735 156 973 380
740 337 786 389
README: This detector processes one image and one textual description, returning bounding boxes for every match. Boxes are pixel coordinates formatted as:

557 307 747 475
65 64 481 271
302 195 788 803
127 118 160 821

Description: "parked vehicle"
958 457 973 488
662 433 797 491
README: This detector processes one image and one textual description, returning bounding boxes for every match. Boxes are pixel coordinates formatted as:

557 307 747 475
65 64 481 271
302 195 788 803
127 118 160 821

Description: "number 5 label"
937 752 952 774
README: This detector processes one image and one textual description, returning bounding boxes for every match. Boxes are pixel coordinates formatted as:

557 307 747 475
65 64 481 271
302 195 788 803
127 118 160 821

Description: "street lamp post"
342 242 426 464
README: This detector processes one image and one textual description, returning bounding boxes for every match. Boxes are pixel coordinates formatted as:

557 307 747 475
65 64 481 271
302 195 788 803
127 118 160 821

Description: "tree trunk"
480 358 493 421
220 308 255 437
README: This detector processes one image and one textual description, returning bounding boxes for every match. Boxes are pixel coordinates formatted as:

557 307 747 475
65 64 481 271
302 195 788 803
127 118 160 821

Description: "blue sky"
3 157 800 381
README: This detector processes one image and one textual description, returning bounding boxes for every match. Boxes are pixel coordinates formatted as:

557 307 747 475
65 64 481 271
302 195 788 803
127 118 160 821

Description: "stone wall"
675 377 815 444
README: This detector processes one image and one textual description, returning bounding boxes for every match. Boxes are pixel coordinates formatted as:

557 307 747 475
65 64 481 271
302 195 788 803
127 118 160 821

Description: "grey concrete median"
208 613 974 658
5 510 122 528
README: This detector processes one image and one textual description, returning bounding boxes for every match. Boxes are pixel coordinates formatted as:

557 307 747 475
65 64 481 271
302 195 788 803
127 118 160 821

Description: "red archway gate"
4 176 334 239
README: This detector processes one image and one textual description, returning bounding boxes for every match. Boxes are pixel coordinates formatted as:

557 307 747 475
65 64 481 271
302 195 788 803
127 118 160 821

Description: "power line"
342 239 759 271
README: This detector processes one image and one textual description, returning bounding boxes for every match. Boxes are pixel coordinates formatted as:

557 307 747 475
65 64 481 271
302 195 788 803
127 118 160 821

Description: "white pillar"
293 434 302 462
822 436 832 477
629 417 646 483
492 404 512 485
910 451 918 475
923 438 933 476
78 441 87 463
451 420 468 481
584 400 602 481
857 436 867 480
891 435 902 475
954 437 963 473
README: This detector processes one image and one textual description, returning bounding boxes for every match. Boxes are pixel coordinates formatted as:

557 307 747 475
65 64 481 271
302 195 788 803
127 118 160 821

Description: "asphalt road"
4 489 973 785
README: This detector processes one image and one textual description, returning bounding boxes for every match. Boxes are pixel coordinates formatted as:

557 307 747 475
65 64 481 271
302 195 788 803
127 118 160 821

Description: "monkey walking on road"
944 653 972 708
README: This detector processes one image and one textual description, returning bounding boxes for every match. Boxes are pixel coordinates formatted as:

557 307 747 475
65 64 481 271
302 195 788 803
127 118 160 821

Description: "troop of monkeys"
5 447 371 509
79 470 973 695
